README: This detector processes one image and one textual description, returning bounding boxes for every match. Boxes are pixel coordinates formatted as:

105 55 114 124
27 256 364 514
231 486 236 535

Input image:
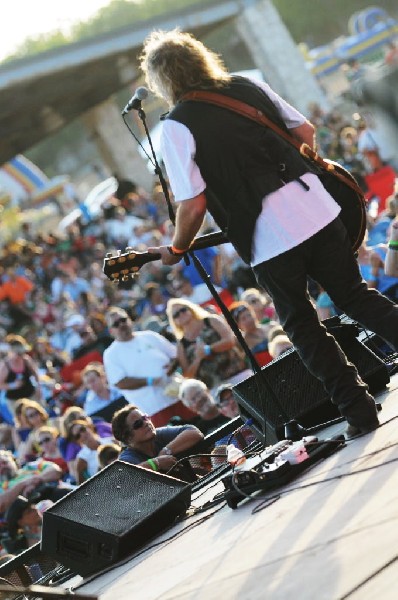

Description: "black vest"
168 76 318 264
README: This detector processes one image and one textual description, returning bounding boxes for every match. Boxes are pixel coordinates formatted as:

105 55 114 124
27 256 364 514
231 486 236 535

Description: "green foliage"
274 0 398 47
5 31 70 62
3 0 205 61
71 0 200 39
3 0 398 61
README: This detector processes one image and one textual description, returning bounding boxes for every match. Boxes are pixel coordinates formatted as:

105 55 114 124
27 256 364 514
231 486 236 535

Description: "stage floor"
73 373 398 600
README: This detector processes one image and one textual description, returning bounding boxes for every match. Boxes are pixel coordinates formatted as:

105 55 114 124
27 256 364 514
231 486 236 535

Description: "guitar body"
318 160 367 252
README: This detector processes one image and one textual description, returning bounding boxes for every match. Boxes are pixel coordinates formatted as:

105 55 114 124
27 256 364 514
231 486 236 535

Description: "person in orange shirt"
0 269 33 305
0 269 34 332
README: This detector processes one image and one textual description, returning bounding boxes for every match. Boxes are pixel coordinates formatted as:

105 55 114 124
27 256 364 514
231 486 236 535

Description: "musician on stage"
141 29 398 436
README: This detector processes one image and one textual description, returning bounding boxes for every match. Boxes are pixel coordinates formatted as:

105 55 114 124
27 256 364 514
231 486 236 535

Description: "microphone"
122 87 149 115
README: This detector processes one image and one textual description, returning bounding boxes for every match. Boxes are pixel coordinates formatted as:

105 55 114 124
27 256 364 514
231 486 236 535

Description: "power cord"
253 426 398 514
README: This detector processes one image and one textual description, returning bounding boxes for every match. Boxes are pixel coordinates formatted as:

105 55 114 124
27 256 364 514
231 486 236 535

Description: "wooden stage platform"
71 372 398 600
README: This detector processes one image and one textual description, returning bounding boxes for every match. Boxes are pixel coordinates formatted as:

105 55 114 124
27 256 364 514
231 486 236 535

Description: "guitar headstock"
102 247 161 282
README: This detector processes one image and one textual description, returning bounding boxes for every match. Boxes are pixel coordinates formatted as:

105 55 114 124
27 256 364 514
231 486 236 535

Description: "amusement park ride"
301 6 398 79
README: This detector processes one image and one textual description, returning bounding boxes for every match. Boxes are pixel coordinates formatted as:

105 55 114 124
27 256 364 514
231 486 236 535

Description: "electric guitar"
103 230 228 282
103 162 366 283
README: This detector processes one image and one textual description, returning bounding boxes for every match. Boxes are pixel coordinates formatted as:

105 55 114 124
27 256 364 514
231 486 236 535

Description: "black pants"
253 217 398 412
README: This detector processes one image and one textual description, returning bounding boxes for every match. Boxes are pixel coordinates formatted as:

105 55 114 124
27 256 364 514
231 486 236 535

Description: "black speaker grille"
47 461 190 535
234 348 326 428
233 335 389 444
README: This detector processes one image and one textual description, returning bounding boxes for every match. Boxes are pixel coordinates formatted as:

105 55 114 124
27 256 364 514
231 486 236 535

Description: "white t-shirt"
103 331 177 415
358 128 392 162
160 78 340 264
77 437 114 478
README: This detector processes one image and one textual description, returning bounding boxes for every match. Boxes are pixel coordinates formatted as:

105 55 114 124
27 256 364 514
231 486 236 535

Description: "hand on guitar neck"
148 245 184 267
102 230 228 283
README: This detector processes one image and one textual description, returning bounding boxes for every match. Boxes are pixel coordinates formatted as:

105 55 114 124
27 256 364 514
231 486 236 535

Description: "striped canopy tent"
0 154 66 207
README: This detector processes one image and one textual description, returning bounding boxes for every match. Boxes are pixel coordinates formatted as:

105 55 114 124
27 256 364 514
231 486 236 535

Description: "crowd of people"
0 69 397 558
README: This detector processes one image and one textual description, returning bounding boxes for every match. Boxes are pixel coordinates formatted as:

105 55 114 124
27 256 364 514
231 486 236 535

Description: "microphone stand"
132 106 340 442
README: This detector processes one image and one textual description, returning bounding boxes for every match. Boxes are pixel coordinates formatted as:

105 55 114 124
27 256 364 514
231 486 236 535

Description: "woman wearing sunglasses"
35 425 68 477
167 298 251 393
59 407 112 483
13 400 50 465
111 405 203 476
229 301 279 367
67 419 115 484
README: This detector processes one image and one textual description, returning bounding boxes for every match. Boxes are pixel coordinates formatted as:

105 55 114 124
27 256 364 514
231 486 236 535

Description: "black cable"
122 115 155 168
165 448 264 478
339 553 398 599
0 575 28 600
252 434 398 514
226 419 254 447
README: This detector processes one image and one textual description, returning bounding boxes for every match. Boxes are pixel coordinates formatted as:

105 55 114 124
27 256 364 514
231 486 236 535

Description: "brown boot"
340 395 380 438
345 421 379 439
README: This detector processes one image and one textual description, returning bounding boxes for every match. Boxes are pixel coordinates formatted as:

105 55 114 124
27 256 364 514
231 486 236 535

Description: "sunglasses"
72 425 87 440
111 316 127 328
172 306 189 319
218 392 234 406
232 306 248 319
25 411 40 419
131 414 150 431
39 436 52 445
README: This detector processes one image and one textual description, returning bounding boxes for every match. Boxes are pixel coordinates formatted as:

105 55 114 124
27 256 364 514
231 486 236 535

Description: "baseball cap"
5 496 34 537
215 383 234 405
65 314 85 328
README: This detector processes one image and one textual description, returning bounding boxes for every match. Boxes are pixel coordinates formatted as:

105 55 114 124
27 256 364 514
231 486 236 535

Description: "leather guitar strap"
181 90 363 197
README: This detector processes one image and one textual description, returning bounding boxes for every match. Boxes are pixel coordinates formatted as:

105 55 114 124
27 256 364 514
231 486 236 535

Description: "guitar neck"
103 230 229 282
187 230 228 251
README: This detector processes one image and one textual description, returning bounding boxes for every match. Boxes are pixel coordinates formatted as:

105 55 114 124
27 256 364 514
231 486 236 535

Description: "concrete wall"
236 0 329 116
81 97 154 191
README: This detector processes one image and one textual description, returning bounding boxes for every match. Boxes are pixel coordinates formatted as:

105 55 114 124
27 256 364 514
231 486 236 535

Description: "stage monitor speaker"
233 333 390 446
41 460 191 576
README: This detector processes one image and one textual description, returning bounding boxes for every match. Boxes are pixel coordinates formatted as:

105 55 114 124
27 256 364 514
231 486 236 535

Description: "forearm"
290 120 316 150
116 376 159 390
385 250 398 277
182 356 202 379
207 338 234 353
0 482 27 513
160 428 204 455
40 466 62 483
75 459 87 485
0 380 18 391
172 194 207 250
385 223 398 277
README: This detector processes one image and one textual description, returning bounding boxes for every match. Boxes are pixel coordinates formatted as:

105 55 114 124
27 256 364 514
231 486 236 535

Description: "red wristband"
168 245 188 256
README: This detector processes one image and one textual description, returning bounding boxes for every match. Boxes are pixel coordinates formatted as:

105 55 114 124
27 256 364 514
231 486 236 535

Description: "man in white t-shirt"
103 307 191 427
137 30 398 437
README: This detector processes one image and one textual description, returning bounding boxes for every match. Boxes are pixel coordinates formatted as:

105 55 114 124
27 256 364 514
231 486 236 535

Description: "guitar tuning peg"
116 249 121 256
125 246 133 252
105 252 113 258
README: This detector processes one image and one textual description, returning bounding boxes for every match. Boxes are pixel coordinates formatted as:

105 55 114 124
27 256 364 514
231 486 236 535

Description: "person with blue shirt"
111 404 203 474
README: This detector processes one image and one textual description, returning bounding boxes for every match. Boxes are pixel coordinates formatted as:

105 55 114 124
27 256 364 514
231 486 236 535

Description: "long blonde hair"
140 29 231 106
166 298 211 340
